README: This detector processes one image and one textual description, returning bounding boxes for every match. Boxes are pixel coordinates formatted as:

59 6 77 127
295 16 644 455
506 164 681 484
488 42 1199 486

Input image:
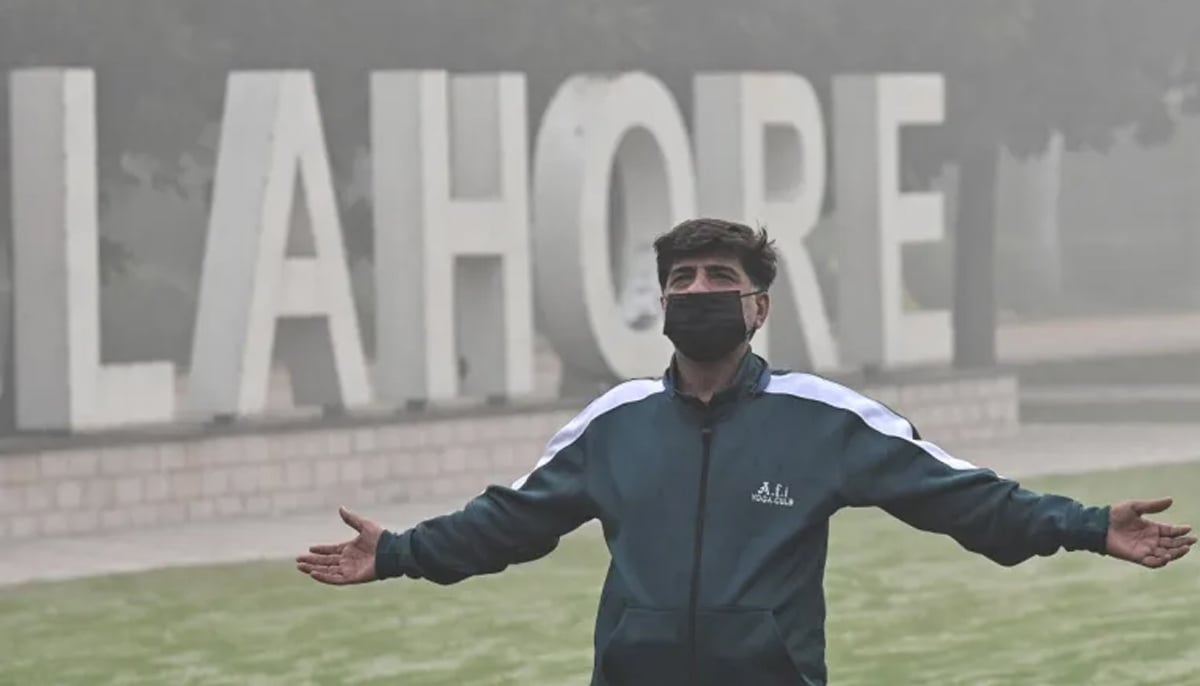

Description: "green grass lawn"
3 462 1199 686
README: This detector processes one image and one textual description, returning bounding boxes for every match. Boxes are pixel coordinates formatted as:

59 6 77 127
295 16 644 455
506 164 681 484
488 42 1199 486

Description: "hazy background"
3 6 1200 684
1 0 1198 427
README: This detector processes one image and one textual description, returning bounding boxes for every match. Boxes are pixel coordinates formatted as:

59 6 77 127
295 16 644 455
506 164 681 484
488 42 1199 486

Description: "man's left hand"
1106 498 1196 568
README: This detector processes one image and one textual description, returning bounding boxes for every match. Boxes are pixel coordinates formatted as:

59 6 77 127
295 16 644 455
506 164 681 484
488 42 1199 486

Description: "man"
297 218 1194 685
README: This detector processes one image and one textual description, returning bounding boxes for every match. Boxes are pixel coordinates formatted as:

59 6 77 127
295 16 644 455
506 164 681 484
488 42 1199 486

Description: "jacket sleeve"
835 399 1110 567
374 420 597 585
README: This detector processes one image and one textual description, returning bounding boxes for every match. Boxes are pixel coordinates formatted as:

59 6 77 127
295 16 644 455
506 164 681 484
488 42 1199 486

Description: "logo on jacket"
751 481 794 507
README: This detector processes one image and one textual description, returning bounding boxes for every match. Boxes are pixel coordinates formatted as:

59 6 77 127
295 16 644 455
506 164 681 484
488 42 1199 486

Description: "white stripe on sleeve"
511 378 666 490
764 372 980 472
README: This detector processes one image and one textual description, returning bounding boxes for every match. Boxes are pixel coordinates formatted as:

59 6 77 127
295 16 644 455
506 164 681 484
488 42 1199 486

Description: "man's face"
660 254 769 333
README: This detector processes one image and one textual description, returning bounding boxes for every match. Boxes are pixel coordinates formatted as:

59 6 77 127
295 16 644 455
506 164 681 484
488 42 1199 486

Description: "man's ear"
755 292 771 328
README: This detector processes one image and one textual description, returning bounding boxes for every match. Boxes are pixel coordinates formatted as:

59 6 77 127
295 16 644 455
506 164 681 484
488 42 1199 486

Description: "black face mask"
663 290 761 362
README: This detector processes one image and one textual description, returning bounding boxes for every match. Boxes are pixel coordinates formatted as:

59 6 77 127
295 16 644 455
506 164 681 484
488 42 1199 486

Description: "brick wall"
0 372 1017 542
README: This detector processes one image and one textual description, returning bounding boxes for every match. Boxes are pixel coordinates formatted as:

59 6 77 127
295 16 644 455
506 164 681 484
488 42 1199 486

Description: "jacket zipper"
686 417 715 685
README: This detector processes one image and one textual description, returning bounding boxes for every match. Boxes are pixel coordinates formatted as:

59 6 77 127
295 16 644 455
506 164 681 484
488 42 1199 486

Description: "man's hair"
652 218 778 291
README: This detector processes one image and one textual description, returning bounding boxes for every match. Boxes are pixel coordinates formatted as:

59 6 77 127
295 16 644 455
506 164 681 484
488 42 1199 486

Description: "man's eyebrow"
703 264 738 275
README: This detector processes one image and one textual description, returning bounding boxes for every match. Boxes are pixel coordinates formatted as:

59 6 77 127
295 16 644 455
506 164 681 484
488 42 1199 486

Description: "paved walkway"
997 310 1200 363
1021 385 1200 403
2 422 1198 588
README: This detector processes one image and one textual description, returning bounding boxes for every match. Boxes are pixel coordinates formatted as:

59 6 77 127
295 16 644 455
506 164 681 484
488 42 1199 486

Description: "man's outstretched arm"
374 432 595 584
297 420 597 586
834 400 1194 568
299 381 663 586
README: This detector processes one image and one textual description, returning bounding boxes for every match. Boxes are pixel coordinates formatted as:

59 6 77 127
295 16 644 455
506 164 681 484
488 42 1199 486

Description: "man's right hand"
296 506 383 585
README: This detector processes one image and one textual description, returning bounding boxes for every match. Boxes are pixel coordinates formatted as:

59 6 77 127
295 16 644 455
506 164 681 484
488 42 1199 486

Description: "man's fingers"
297 562 347 583
1159 523 1193 538
307 568 348 585
296 553 341 568
339 506 365 533
1151 543 1189 558
309 541 349 555
1132 498 1173 515
1158 534 1197 549
1143 543 1191 569
1156 546 1190 564
1169 544 1191 559
1143 556 1167 569
1159 536 1189 549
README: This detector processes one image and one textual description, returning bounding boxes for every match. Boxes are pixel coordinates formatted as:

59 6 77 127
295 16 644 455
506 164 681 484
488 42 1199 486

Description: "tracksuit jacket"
375 351 1111 685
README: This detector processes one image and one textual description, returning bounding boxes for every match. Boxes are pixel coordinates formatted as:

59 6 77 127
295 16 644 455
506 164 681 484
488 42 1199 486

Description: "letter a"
189 71 370 417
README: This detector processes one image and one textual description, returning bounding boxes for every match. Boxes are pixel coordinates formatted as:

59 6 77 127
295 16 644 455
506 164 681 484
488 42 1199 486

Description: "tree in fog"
809 0 1200 366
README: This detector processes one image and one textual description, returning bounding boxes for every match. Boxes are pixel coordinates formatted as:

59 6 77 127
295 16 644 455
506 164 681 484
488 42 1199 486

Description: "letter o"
533 72 696 379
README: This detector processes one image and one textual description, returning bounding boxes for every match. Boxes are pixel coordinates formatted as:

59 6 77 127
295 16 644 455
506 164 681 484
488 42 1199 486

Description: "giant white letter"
694 72 839 372
188 71 370 417
533 72 693 380
371 71 533 403
833 74 952 368
11 69 176 430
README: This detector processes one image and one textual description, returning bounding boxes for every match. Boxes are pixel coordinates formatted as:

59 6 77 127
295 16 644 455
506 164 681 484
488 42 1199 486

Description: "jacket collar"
663 348 771 405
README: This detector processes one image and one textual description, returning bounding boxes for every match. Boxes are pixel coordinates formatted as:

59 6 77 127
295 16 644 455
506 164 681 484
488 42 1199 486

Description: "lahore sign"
9 68 950 432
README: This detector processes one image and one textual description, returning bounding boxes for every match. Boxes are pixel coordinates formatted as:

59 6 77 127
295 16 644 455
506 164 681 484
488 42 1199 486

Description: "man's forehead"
668 255 744 272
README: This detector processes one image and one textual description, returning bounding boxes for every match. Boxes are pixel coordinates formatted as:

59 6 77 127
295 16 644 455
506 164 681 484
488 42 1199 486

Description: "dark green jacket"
376 352 1110 685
